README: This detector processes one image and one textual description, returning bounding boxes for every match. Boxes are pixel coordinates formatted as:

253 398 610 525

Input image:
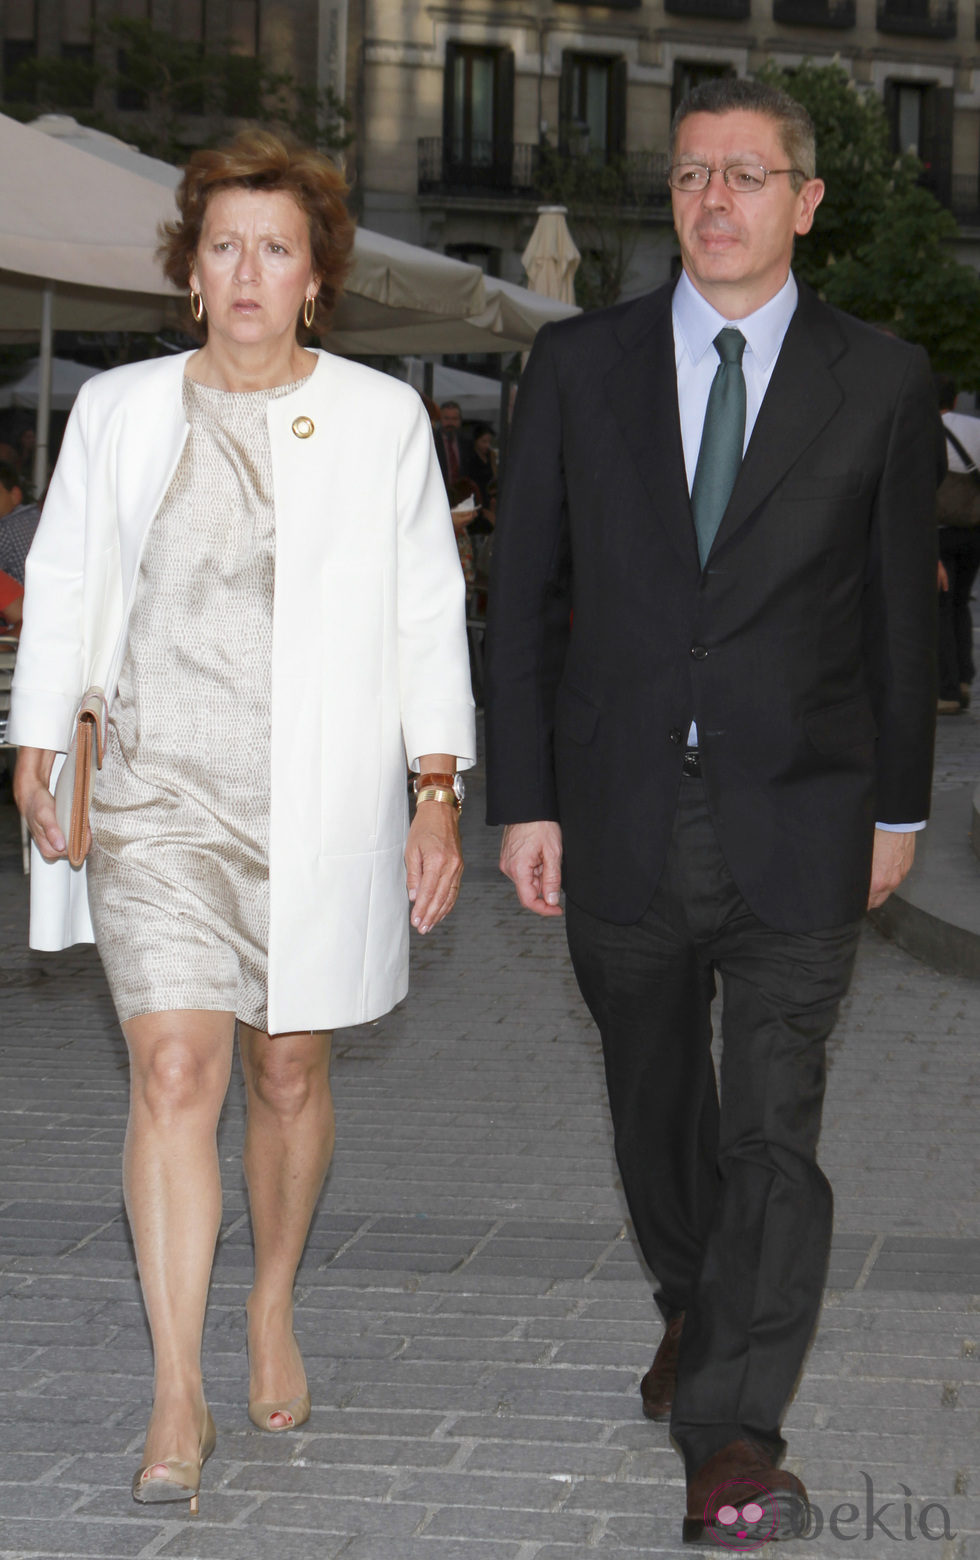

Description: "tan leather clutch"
54 688 107 868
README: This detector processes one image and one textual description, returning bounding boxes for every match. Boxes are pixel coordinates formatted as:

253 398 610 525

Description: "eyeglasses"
668 162 806 194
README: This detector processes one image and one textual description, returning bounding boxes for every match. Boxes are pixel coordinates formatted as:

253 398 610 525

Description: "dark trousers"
565 776 861 1475
938 526 980 700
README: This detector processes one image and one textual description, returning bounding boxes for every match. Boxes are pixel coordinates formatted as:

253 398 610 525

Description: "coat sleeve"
7 386 91 750
863 343 943 824
484 324 572 825
395 394 476 770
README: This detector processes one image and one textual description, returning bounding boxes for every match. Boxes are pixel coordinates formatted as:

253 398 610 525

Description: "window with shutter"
559 53 626 164
442 43 515 189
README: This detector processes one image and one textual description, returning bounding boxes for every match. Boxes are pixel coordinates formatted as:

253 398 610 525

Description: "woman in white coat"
10 130 475 1511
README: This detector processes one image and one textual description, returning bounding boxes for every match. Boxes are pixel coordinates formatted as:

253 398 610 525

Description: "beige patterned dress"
87 374 305 1030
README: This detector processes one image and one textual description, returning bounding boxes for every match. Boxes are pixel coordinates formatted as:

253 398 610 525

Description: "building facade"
352 0 980 295
3 0 978 297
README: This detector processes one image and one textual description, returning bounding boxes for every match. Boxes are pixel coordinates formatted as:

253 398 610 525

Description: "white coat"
8 349 476 1033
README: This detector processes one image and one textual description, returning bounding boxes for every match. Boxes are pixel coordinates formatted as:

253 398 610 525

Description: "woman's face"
189 187 317 350
475 431 492 457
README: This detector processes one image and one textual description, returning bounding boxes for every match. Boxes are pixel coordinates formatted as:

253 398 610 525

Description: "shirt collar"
672 270 798 371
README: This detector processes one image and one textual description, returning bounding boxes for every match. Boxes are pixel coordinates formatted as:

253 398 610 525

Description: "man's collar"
672 270 798 370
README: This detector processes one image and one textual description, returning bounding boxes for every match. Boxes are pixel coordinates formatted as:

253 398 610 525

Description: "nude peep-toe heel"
131 1408 217 1514
248 1389 311 1433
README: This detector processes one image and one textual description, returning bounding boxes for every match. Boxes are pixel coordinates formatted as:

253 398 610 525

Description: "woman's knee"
245 1036 331 1119
127 1022 231 1121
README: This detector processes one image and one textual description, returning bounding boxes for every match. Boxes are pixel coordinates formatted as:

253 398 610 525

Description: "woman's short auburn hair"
159 128 355 336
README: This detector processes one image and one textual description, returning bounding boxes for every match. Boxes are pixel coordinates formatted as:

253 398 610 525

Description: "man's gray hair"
670 77 817 189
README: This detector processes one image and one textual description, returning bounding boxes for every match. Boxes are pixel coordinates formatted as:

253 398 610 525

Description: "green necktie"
691 327 746 567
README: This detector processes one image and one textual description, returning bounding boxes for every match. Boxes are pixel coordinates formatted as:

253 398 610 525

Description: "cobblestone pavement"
0 710 977 1560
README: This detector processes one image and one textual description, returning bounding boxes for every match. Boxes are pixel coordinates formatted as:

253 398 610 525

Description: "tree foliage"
5 18 350 165
758 60 980 389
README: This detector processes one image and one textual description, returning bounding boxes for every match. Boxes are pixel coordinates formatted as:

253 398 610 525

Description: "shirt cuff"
875 821 926 832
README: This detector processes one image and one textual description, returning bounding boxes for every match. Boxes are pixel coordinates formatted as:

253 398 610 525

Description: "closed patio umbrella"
521 205 580 305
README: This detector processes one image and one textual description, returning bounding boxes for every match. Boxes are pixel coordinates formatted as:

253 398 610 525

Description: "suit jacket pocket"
804 696 878 755
555 683 600 746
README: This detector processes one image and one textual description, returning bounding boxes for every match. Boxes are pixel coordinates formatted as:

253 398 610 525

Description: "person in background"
0 459 41 591
934 373 980 713
465 423 497 509
0 568 24 631
435 400 466 491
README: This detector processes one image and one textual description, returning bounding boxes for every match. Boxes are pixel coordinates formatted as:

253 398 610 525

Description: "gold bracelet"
415 786 459 808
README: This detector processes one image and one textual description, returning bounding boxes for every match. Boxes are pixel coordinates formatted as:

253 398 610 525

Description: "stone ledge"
870 785 980 980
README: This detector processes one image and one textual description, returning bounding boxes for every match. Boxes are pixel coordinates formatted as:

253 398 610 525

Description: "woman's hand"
13 747 70 862
405 801 463 934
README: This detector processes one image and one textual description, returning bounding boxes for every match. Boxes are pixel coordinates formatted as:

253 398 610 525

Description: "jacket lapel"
604 285 700 570
710 284 846 556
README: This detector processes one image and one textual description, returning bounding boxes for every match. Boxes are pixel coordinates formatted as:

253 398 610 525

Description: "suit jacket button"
669 728 683 745
690 645 708 660
292 416 314 439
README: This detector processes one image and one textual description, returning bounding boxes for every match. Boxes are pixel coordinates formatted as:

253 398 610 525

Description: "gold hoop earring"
190 290 205 323
303 295 316 329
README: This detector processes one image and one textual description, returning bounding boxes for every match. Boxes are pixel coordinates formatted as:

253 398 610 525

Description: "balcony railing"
773 0 856 25
418 139 671 207
664 0 751 17
951 172 980 224
876 0 957 36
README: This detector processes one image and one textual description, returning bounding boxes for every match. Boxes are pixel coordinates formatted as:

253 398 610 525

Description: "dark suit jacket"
434 428 468 493
484 279 944 933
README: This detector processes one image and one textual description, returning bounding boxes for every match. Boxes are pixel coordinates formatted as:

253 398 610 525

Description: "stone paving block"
293 1435 462 1470
461 1441 626 1478
157 1529 350 1559
0 1482 84 1518
338 1541 523 1560
532 1543 683 1559
443 1414 612 1447
0 1518 159 1556
302 1410 448 1440
348 1383 507 1413
401 1339 547 1366
245 1493 430 1533
390 1470 564 1512
222 1462 396 1498
422 1504 596 1542
562 1476 684 1517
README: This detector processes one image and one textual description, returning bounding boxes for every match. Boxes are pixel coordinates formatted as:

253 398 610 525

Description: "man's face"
0 481 21 519
670 109 824 317
441 405 461 434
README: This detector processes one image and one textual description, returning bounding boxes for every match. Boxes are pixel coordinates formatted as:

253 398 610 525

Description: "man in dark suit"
484 78 942 1545
434 399 467 494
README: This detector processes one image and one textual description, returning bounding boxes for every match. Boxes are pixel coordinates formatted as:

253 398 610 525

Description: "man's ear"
11 486 23 507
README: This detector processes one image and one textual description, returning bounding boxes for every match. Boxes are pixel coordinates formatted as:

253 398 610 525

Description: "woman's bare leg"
123 1010 236 1475
238 1026 334 1426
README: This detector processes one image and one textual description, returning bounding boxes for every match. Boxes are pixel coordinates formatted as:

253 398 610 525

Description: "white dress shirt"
671 269 921 832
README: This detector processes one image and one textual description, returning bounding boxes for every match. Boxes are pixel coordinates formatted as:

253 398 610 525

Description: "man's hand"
938 560 949 592
867 828 916 910
405 802 463 934
499 821 564 917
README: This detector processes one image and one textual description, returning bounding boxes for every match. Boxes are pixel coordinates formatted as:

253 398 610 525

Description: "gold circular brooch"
291 416 314 440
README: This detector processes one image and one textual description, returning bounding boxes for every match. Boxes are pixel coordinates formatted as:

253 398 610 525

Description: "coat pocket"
804 695 877 755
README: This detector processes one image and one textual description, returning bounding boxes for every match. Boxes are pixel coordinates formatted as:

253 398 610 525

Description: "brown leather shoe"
683 1439 812 1546
639 1312 684 1421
